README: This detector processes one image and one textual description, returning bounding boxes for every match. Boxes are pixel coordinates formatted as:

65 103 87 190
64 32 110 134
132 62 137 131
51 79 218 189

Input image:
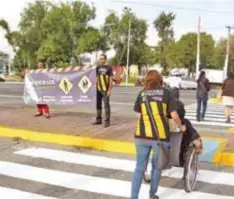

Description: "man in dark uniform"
93 54 113 128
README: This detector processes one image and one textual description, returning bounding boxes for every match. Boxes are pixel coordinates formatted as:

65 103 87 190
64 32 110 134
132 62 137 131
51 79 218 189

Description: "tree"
0 19 20 52
2 1 103 69
18 1 52 68
212 35 234 71
133 44 156 66
154 12 176 73
76 27 108 55
175 32 215 74
103 8 148 66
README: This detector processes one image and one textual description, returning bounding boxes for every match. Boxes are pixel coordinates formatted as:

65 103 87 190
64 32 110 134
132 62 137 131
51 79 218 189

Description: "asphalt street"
0 82 216 106
0 137 233 199
0 82 231 133
0 82 201 118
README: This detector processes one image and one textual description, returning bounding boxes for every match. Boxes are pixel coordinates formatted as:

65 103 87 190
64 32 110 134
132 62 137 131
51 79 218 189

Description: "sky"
1 0 234 58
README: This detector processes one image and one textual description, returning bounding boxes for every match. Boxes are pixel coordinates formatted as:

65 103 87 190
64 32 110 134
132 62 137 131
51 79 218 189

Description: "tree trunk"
118 44 127 66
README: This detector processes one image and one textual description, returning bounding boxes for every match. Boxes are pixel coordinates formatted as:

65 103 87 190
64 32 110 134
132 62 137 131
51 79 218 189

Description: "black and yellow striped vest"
97 66 111 92
135 91 170 141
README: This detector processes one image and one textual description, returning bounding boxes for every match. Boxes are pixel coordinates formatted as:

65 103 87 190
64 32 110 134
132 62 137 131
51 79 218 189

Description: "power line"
111 0 234 16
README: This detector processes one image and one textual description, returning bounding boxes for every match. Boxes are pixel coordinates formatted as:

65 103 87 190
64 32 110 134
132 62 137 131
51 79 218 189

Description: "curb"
228 128 234 133
209 98 222 103
0 126 233 166
220 152 234 166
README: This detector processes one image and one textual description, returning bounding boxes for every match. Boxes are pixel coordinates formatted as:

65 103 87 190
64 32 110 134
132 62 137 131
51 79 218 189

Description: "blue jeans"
196 95 208 121
131 139 168 199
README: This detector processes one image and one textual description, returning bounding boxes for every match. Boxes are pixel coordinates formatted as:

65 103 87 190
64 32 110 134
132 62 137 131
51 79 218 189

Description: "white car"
164 76 197 90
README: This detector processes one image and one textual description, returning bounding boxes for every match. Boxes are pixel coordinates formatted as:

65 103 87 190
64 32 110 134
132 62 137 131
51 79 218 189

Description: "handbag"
144 95 171 170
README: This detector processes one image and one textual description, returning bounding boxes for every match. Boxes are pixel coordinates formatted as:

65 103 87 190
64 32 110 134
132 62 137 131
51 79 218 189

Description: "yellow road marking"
0 126 233 166
0 126 136 155
228 128 234 133
219 152 234 166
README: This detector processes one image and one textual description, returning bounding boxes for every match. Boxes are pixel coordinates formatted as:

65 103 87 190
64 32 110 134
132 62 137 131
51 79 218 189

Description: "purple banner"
23 66 96 108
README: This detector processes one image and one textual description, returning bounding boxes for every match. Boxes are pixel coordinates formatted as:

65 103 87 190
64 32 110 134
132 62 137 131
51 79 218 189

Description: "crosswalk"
185 102 234 127
0 147 233 198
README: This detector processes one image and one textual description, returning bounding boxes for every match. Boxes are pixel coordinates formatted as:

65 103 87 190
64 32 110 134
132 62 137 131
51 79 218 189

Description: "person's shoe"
104 121 110 128
92 121 102 125
34 113 42 117
45 114 51 119
150 196 159 199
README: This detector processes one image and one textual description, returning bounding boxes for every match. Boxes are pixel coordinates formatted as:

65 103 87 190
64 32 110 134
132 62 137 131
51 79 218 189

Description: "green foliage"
0 5 232 73
212 36 234 70
103 8 148 66
154 12 176 72
1 1 105 69
174 32 215 73
128 75 137 84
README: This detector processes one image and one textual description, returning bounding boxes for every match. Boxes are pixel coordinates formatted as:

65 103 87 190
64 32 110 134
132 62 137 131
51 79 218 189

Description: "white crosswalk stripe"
185 103 234 127
0 147 233 198
0 187 57 199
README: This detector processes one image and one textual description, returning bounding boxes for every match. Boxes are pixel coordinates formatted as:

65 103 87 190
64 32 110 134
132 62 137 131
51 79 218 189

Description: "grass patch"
4 75 23 82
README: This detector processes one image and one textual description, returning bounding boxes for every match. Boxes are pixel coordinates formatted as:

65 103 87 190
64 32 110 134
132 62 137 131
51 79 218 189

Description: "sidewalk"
0 105 233 166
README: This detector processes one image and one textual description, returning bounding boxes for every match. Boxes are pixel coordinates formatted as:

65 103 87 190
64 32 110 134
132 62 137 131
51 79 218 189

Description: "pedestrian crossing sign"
78 75 92 94
59 77 73 94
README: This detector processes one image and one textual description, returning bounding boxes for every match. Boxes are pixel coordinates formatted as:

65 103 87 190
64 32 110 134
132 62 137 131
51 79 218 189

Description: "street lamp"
223 26 234 79
124 7 132 86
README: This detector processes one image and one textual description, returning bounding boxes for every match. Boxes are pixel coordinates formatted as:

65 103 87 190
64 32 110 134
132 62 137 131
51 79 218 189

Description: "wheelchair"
143 131 199 193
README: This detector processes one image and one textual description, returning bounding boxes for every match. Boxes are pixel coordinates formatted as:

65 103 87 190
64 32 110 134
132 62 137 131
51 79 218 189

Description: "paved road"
0 82 201 105
0 82 233 131
0 137 233 199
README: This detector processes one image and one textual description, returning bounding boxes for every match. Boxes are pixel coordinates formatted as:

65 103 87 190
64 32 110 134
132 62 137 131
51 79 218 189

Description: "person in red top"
35 61 50 119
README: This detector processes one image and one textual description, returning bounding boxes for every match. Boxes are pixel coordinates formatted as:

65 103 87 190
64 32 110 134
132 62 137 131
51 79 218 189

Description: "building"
0 51 9 73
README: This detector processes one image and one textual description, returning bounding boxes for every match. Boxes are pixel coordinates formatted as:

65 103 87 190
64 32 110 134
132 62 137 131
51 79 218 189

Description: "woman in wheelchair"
170 87 203 165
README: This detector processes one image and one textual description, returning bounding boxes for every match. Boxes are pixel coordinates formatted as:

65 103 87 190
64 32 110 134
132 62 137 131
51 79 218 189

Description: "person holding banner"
93 54 113 128
35 61 51 119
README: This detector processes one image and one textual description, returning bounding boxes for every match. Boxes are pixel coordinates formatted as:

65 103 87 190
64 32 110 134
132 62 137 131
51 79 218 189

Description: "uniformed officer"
93 54 113 128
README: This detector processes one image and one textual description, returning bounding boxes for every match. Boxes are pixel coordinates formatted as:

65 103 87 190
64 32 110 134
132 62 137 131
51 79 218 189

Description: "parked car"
0 70 5 82
164 76 197 90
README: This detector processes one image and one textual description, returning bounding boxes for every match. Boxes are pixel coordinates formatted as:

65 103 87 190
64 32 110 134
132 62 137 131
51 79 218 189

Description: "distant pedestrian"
196 71 210 122
34 61 50 119
92 54 113 128
131 70 185 199
221 72 234 123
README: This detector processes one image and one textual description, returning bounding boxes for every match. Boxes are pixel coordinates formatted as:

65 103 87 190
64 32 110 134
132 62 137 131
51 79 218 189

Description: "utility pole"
223 26 234 79
125 19 131 85
195 16 201 80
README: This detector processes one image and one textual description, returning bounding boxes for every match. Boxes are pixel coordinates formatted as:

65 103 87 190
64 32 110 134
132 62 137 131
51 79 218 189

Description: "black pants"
196 95 208 121
96 91 110 122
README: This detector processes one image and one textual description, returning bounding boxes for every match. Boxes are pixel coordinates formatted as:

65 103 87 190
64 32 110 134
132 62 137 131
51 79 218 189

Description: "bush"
129 75 137 84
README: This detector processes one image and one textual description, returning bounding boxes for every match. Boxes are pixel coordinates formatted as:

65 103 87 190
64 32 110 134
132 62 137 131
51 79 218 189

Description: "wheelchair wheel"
184 146 198 192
